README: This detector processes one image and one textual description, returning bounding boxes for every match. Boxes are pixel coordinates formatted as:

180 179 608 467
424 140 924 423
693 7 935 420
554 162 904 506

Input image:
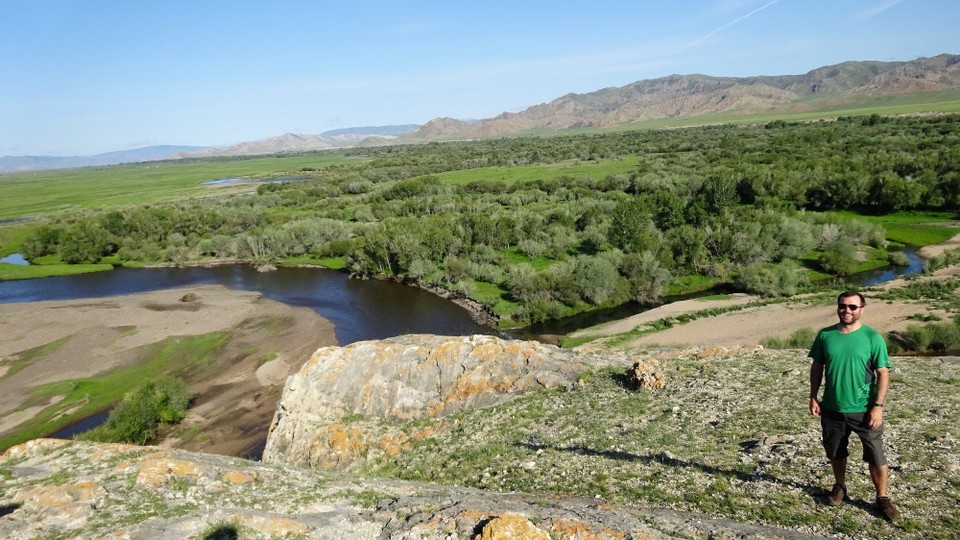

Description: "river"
1 247 926 342
0 265 491 345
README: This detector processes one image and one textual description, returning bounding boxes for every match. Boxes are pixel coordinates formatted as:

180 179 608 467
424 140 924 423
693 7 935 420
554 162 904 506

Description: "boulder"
263 334 588 469
626 358 665 390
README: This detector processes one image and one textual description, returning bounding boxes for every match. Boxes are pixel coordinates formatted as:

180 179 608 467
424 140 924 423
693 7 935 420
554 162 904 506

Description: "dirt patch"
0 285 336 456
918 231 960 258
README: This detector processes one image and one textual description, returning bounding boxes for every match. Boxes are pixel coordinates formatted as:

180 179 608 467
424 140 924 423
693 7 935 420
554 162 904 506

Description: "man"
808 291 900 521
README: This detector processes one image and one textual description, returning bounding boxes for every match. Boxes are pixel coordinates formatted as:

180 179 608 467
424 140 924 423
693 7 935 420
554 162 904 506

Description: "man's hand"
867 406 884 429
809 397 821 417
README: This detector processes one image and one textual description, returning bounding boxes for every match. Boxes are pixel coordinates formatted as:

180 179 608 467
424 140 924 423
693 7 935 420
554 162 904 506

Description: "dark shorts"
820 407 887 466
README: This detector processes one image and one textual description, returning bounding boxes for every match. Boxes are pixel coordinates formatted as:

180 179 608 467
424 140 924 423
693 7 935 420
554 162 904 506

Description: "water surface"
0 265 489 345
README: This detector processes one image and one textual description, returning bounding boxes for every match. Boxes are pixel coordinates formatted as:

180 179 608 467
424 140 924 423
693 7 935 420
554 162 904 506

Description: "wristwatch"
873 403 884 408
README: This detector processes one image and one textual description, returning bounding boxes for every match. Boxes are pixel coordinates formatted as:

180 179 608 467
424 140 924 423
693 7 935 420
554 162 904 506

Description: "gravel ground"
365 347 960 539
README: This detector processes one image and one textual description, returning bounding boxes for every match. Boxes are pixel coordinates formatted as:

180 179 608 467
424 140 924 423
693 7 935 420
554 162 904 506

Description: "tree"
620 251 671 303
571 255 622 305
608 197 657 253
818 240 859 276
58 223 115 264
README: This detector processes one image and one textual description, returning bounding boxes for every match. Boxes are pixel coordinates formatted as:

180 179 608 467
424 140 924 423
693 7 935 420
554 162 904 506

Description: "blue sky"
2 0 958 156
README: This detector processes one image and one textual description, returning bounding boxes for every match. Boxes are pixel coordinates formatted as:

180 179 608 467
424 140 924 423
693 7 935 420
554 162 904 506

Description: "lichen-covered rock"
626 359 665 390
476 512 550 539
263 334 591 469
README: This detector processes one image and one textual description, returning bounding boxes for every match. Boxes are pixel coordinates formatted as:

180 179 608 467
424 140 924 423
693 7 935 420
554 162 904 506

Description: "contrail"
679 0 782 52
856 0 904 20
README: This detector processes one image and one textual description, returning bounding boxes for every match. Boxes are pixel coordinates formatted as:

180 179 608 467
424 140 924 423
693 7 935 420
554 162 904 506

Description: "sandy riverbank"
573 264 960 350
0 285 336 456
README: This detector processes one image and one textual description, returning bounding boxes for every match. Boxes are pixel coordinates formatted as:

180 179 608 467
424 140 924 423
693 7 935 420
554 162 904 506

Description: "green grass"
0 225 34 257
281 255 347 270
470 280 517 319
0 261 114 280
834 210 960 246
413 155 641 186
665 275 723 296
0 331 232 452
501 247 556 272
0 153 351 220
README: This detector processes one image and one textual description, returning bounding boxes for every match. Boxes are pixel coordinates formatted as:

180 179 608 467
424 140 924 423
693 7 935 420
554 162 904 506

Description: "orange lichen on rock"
14 480 104 522
222 470 256 485
136 456 207 487
476 512 550 539
227 513 311 536
547 517 633 539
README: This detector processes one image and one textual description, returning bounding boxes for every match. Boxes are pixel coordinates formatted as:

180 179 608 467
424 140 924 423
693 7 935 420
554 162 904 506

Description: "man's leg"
831 456 847 487
855 414 900 521
869 463 888 497
821 409 851 505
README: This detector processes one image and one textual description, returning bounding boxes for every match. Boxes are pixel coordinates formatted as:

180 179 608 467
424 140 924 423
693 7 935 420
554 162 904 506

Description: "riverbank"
0 284 337 455
572 263 960 350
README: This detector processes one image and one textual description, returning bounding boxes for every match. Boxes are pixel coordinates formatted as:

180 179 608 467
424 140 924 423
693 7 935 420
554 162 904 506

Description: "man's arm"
809 360 824 416
867 367 889 429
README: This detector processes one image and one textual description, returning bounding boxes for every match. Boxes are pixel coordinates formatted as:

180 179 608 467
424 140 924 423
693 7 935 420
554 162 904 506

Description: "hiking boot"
827 483 847 506
876 496 901 521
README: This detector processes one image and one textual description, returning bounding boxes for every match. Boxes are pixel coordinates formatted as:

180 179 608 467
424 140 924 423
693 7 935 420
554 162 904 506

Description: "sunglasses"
837 303 862 311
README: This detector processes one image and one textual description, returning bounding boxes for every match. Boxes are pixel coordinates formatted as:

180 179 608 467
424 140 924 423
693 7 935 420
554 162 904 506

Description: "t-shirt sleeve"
808 330 824 363
871 331 891 369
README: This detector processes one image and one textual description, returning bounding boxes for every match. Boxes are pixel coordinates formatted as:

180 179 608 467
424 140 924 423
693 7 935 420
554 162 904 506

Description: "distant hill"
406 53 960 140
321 124 419 137
170 128 413 159
0 145 206 173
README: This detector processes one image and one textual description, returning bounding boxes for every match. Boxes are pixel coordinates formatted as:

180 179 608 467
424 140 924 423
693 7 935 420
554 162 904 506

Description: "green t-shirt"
808 324 891 413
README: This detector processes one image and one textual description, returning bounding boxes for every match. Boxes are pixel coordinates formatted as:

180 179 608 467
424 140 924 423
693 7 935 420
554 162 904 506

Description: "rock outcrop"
263 334 631 470
0 438 832 539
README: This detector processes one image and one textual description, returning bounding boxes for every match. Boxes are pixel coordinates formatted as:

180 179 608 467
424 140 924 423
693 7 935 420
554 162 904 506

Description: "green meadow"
0 153 350 220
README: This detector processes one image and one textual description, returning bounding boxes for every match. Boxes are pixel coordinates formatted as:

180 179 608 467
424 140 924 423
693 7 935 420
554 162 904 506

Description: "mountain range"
3 54 958 171
0 145 206 173
407 53 960 139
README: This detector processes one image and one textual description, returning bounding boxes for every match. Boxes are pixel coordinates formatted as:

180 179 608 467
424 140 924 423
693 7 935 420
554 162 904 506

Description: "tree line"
21 113 960 325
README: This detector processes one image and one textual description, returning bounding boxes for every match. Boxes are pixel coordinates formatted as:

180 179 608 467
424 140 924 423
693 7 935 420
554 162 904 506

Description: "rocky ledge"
0 437 831 539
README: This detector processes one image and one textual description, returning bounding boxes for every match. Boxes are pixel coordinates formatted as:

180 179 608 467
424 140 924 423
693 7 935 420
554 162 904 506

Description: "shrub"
887 251 910 267
884 334 902 355
79 377 191 445
927 322 960 352
901 324 932 352
818 240 859 276
735 262 800 297
760 327 815 349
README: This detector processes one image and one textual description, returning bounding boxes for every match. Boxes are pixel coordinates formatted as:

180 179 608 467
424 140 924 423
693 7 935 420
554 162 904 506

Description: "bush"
927 322 960 352
760 327 815 349
901 324 932 352
884 334 902 355
818 240 859 276
887 251 910 267
79 377 191 445
735 262 800 297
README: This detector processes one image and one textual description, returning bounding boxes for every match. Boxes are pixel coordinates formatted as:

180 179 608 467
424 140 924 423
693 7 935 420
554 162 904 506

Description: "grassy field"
834 210 960 246
415 155 641 185
0 153 350 220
